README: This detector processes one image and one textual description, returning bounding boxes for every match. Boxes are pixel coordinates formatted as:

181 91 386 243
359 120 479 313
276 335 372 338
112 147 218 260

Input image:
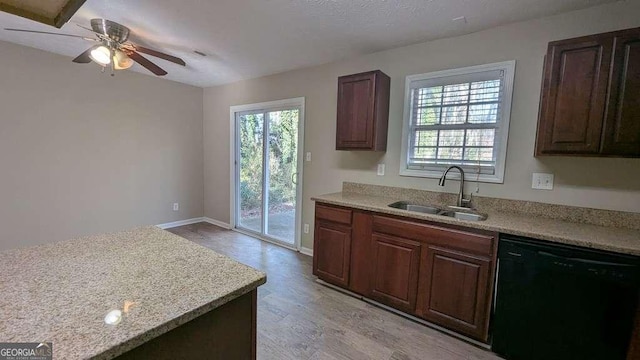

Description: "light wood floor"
168 222 503 360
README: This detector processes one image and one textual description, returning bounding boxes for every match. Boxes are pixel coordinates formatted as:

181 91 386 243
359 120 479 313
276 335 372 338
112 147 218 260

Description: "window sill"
399 168 504 184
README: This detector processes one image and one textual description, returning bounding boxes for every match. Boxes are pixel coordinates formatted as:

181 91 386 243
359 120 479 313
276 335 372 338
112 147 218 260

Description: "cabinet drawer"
316 204 352 225
372 215 495 256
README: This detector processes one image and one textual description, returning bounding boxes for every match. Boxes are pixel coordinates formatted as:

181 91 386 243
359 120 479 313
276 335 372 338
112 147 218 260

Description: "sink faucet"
438 166 471 208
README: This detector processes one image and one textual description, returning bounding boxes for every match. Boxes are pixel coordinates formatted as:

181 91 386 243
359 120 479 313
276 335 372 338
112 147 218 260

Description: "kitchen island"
0 226 266 359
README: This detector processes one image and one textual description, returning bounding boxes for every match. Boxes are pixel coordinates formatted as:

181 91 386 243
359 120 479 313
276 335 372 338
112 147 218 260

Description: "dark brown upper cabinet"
536 27 640 157
336 70 390 151
603 32 640 156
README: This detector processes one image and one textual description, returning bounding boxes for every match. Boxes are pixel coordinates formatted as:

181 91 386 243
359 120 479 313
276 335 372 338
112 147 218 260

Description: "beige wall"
204 0 640 250
0 40 204 250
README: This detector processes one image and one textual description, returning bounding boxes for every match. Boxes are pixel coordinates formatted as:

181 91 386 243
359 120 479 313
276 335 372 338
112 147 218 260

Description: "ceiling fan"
4 19 186 77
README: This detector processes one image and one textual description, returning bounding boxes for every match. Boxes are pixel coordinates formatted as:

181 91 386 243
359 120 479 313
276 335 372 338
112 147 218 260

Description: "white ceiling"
0 0 618 87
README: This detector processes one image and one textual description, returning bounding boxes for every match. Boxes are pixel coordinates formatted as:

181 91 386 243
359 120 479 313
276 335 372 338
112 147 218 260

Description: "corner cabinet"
536 27 640 157
313 203 498 343
336 70 390 151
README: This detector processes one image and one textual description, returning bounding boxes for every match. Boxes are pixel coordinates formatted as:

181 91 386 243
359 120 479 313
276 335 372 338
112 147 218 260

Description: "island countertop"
0 226 266 360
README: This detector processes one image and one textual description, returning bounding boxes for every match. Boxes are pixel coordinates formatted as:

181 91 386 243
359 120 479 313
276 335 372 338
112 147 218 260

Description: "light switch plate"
532 173 554 190
377 164 385 176
305 152 311 162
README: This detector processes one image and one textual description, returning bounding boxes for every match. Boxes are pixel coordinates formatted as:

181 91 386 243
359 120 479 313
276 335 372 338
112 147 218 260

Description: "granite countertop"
313 191 640 257
0 226 266 360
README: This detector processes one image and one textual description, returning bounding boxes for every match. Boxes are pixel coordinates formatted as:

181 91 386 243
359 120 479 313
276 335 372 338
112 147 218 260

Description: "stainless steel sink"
388 201 441 214
388 201 487 221
439 211 487 222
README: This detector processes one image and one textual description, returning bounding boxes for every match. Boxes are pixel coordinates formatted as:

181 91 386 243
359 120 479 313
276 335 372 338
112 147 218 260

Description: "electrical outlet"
173 203 179 211
377 164 385 176
305 152 311 162
532 173 554 190
303 224 310 234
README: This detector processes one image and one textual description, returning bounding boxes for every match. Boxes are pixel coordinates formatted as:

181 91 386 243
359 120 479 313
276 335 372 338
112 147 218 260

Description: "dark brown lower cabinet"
416 246 492 342
370 233 421 313
313 203 497 343
349 211 373 295
313 220 351 287
115 290 257 360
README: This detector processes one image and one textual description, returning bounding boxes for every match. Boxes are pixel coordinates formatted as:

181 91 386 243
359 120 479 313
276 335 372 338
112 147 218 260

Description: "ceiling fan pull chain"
110 48 115 77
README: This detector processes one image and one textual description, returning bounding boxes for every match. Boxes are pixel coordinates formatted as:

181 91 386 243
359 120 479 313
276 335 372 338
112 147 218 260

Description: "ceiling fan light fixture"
7 19 185 77
89 45 111 66
113 50 133 70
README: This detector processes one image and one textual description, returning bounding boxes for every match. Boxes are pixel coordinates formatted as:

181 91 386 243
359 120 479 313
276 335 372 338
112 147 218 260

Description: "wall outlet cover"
532 173 554 190
303 224 310 234
377 164 385 176
173 203 179 211
305 152 311 162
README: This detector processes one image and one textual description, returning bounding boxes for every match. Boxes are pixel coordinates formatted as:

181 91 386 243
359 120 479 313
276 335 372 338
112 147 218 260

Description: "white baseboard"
299 246 313 257
203 217 232 229
157 217 232 230
156 217 205 229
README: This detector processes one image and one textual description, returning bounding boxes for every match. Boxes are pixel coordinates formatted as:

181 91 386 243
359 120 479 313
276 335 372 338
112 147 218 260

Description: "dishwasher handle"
538 250 636 269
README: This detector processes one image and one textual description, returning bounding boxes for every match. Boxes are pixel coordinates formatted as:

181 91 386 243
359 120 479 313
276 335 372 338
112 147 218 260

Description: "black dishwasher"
492 235 639 360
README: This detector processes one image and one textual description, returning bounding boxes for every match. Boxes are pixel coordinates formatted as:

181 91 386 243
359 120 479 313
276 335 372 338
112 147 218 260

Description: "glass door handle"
292 172 298 185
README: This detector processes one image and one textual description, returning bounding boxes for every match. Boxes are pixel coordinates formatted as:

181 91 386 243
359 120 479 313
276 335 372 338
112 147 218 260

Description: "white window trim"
399 60 516 184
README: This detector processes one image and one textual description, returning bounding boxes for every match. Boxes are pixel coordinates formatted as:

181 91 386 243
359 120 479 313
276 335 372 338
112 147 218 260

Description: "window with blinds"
400 61 515 183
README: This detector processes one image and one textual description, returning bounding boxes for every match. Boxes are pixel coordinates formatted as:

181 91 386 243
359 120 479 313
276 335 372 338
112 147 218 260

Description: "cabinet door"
313 221 351 287
417 246 492 341
370 233 421 313
536 36 613 155
602 31 640 156
336 72 376 150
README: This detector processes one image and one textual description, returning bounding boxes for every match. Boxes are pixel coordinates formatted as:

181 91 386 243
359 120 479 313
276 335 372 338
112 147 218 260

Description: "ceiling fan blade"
4 28 95 41
127 51 168 76
132 45 186 66
72 47 94 63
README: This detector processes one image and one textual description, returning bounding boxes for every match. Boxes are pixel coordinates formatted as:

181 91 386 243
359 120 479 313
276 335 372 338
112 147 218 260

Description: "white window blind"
400 61 515 183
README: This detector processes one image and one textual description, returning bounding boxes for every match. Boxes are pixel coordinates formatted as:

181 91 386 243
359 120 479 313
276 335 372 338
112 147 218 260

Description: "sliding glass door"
237 112 265 234
235 104 301 247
